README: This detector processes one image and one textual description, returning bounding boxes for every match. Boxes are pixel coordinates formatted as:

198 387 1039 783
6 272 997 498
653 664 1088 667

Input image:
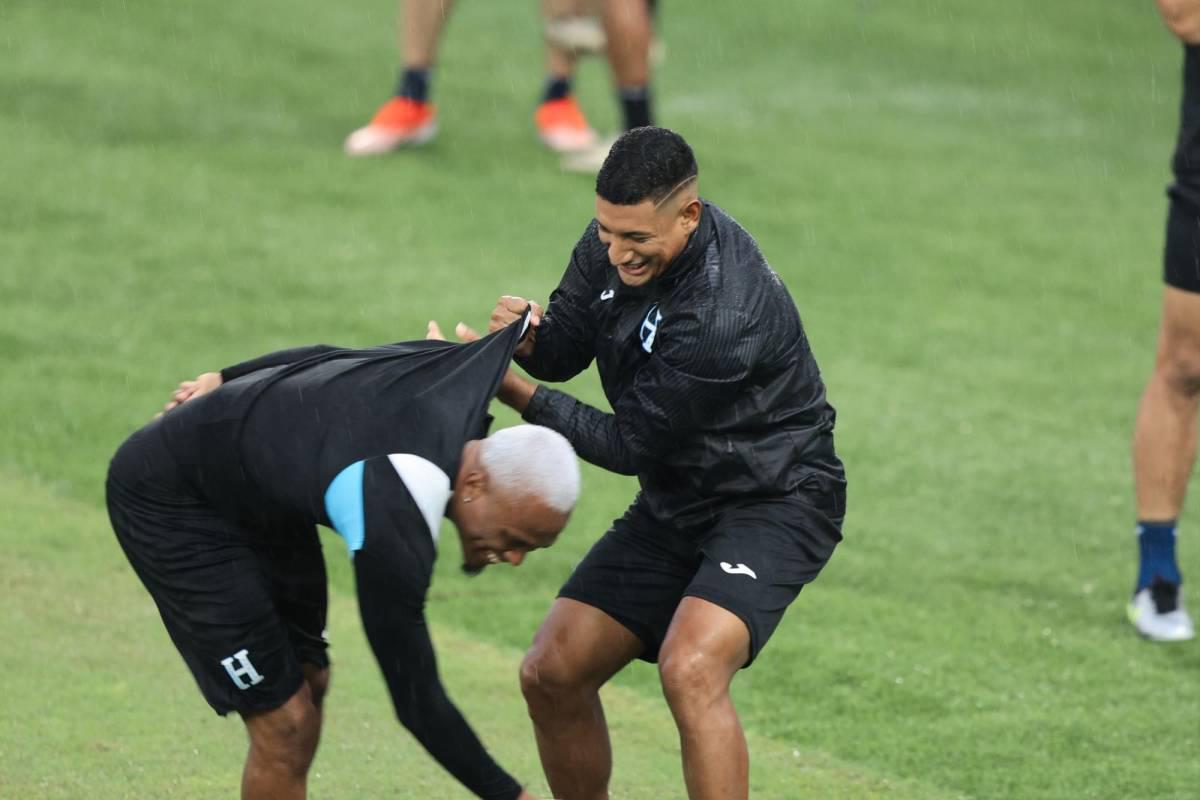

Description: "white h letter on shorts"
221 649 265 690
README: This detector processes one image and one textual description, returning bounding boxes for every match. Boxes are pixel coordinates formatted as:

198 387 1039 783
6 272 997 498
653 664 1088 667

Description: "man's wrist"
498 374 537 413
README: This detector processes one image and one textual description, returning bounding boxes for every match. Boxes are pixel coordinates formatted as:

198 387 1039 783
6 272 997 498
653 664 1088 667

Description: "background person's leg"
401 0 453 70
601 0 652 127
1134 285 1200 521
561 0 654 171
345 0 450 155
1130 283 1200 640
520 598 643 800
657 597 751 800
537 5 598 153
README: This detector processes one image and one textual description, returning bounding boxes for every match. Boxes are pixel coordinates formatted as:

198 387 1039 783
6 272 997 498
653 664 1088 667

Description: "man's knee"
1159 0 1200 43
520 599 642 712
1157 338 1200 395
245 691 322 774
520 645 581 707
1157 287 1200 394
658 646 727 720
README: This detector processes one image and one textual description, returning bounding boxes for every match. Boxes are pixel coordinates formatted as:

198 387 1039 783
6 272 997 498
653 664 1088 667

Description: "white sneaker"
561 134 618 174
1127 580 1195 642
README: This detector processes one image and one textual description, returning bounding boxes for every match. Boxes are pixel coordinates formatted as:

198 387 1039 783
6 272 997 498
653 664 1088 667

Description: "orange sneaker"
344 97 438 157
535 96 598 153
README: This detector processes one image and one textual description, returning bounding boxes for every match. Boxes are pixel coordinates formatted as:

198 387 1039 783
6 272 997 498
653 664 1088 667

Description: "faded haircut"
595 126 699 206
479 425 580 514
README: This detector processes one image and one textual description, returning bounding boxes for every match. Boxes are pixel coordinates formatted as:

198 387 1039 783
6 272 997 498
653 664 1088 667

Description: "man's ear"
460 468 488 503
679 198 701 232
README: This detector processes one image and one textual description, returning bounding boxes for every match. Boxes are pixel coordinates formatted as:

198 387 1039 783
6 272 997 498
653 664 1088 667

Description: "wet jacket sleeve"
523 305 758 475
219 344 342 382
516 237 597 382
351 471 522 800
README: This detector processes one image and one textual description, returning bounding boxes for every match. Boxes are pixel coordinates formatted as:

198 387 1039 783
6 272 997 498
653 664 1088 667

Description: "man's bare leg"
240 667 329 800
1129 284 1200 640
300 663 330 756
519 598 643 800
1133 285 1200 520
344 0 448 154
400 0 453 69
561 0 652 170
601 0 651 91
658 597 751 800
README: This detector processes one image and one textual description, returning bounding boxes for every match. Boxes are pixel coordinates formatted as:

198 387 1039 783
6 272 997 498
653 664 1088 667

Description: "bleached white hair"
479 425 580 514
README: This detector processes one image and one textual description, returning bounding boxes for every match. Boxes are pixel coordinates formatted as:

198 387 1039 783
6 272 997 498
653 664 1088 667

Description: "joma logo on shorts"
221 648 265 690
719 562 757 580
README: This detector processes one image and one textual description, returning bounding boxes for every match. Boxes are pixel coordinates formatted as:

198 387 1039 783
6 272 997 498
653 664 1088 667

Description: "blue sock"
1135 521 1181 591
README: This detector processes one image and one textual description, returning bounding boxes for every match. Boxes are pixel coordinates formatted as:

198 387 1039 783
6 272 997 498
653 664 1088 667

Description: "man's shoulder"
698 203 795 305
704 203 769 267
378 454 452 544
569 219 609 277
325 454 451 555
703 200 753 241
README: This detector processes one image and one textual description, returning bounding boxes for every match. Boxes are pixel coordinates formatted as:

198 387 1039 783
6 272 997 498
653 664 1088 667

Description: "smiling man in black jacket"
478 126 847 800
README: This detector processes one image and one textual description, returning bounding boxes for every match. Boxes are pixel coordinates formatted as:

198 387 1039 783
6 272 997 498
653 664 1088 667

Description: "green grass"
1 0 1198 797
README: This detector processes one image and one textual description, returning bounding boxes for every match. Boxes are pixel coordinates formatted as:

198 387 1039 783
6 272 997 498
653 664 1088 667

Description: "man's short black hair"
596 126 699 206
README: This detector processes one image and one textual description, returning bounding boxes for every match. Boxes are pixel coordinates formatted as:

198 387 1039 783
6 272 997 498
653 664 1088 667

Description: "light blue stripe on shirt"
324 460 366 555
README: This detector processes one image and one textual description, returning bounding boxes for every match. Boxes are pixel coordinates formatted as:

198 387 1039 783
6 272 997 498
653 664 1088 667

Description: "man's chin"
461 562 486 577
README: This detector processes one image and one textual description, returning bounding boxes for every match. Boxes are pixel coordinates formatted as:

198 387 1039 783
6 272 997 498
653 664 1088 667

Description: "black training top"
1170 44 1200 207
159 321 523 532
156 320 529 800
518 200 844 531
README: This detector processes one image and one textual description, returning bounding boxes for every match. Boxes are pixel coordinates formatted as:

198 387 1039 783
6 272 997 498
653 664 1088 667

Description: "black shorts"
106 426 329 716
559 477 845 666
1164 198 1200 293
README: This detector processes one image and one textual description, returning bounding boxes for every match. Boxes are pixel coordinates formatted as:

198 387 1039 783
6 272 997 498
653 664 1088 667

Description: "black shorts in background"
559 476 845 666
1164 198 1200 293
106 425 329 716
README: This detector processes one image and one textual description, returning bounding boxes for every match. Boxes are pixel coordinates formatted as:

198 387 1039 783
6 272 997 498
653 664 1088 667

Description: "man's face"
455 489 567 575
595 190 701 287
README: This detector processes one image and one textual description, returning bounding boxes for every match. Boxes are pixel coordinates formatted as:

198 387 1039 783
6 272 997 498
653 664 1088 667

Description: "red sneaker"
535 96 597 153
344 97 438 157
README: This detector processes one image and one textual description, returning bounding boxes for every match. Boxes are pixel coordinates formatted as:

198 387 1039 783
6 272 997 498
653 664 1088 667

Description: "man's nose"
608 241 628 265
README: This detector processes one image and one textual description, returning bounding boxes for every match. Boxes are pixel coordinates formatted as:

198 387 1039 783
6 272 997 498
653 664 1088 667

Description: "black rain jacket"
520 201 845 531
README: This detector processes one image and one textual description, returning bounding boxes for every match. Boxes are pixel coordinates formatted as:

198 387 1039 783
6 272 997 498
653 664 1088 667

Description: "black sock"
543 77 572 103
619 86 653 130
395 67 431 103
